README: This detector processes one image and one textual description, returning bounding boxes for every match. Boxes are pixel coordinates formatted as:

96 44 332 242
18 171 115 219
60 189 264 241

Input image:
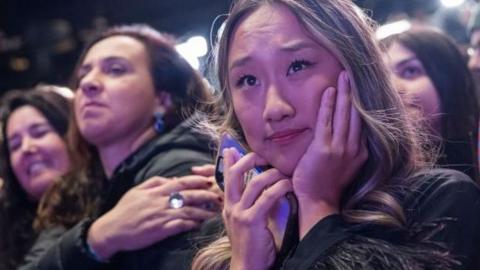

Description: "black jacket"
279 169 480 270
19 118 214 270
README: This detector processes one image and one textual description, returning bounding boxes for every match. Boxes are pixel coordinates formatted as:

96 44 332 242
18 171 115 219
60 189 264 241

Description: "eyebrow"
394 56 419 68
7 122 50 140
279 40 318 52
81 56 128 67
229 40 317 72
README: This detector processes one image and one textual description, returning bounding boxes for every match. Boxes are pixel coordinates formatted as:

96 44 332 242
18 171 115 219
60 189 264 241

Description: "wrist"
86 219 115 261
297 198 339 238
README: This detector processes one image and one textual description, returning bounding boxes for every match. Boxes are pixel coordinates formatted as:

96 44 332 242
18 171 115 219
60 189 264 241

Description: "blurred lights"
9 57 30 72
376 20 412 39
440 0 465 8
176 35 208 70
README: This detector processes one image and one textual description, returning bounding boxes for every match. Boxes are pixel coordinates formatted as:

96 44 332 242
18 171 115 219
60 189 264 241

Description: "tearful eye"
287 59 312 76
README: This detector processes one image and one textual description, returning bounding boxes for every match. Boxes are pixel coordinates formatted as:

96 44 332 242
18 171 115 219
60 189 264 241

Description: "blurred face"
227 4 343 176
6 106 70 200
75 35 158 147
384 42 441 135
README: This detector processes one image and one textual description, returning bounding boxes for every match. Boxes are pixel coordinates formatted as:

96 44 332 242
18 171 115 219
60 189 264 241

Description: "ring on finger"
168 192 185 209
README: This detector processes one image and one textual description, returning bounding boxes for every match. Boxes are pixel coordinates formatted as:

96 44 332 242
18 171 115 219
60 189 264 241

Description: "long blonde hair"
193 0 430 269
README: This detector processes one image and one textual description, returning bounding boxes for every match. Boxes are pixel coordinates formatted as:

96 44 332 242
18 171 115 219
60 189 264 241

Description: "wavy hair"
35 24 214 229
193 0 432 269
0 86 71 270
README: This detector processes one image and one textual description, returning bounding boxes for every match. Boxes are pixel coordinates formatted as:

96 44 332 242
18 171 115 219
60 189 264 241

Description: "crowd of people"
1 0 480 269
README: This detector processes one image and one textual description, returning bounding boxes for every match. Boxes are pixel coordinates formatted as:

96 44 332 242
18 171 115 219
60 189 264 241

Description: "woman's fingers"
223 148 243 204
149 175 212 196
249 179 293 219
315 86 336 144
166 206 218 221
239 168 286 209
136 176 169 189
332 71 352 147
178 189 222 207
191 164 215 176
223 149 268 205
157 219 201 238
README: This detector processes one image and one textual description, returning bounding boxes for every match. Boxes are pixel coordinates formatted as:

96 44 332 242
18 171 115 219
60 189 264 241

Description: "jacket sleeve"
407 170 480 270
142 147 213 180
18 226 66 270
17 219 106 270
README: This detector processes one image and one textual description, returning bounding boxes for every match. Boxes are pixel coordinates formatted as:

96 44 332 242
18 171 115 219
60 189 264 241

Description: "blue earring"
154 112 165 134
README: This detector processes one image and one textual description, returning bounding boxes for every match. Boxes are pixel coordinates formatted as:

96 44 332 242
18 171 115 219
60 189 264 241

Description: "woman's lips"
266 128 308 144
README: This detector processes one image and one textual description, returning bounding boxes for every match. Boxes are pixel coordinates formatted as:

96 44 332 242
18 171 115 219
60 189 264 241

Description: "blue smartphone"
214 133 263 191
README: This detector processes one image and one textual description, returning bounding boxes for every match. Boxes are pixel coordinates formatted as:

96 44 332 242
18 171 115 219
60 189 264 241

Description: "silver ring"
168 192 184 209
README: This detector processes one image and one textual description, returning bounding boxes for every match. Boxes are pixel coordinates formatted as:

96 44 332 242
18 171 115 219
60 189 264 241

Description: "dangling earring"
154 112 165 134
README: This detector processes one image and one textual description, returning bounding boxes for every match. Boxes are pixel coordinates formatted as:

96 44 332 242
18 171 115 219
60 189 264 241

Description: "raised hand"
292 71 368 236
222 148 292 270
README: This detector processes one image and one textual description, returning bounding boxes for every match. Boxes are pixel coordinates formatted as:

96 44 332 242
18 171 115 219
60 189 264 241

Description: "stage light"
376 20 411 39
440 0 465 8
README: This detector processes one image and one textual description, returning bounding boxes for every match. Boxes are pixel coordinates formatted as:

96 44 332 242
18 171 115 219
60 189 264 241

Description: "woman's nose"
20 137 38 155
262 84 295 122
79 80 103 96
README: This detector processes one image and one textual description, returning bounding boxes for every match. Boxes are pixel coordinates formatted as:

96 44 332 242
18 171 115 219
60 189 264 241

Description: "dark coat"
19 117 214 270
279 169 480 270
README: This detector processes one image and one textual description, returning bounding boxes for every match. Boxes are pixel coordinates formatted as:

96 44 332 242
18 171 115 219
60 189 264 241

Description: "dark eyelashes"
287 58 313 75
233 58 314 88
236 74 255 87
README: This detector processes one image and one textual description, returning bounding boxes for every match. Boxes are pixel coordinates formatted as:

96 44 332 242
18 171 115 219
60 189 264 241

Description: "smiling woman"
0 86 71 270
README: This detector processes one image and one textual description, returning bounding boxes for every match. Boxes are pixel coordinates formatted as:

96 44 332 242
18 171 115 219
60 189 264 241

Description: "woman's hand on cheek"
292 71 368 233
86 175 221 260
222 148 292 270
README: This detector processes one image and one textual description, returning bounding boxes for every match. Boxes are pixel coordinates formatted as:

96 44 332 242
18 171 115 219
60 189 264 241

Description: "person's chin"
270 155 300 177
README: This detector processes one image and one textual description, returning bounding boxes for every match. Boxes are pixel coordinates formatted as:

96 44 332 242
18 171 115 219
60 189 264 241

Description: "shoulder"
133 118 215 180
311 234 456 270
402 168 480 211
400 169 480 270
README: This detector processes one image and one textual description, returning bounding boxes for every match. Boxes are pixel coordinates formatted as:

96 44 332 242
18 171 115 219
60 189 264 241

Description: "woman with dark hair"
191 1 480 270
382 29 480 182
20 24 221 270
0 86 71 270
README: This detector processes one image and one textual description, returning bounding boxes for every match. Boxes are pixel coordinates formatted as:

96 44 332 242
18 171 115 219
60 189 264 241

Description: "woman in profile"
21 25 221 270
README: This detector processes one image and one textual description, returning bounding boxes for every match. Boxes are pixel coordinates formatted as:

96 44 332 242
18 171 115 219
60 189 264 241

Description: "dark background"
0 0 472 94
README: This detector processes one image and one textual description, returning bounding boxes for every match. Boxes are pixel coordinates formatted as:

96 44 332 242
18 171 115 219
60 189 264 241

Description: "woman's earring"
154 112 165 134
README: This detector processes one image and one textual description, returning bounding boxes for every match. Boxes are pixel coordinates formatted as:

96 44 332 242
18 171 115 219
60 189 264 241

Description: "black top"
19 117 215 270
279 169 480 270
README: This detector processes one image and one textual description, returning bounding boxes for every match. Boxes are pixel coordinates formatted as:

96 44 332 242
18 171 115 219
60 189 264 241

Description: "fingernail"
329 87 336 97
